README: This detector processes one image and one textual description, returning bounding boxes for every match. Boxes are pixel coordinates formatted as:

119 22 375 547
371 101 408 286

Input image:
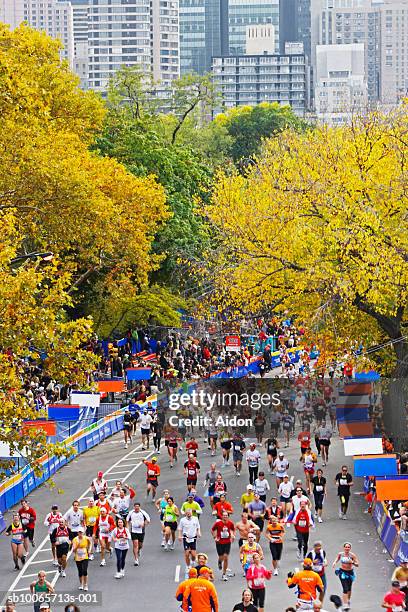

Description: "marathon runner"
181 492 203 518
111 485 136 522
186 436 199 457
65 500 84 541
303 448 317 495
212 493 234 519
178 507 201 575
232 433 246 476
335 466 353 520
123 408 133 449
212 474 228 506
44 504 63 566
96 491 112 515
29 571 54 612
91 471 108 500
143 456 160 501
248 493 266 542
292 500 314 560
245 552 272 612
307 541 328 600
18 499 37 553
139 409 153 450
253 472 270 503
264 436 279 474
195 552 214 581
287 557 324 610
246 443 261 485
203 463 218 508
311 469 327 523
235 512 260 547
53 518 70 577
155 489 171 547
184 453 201 492
266 497 285 522
316 421 332 466
240 484 255 511
166 428 179 468
152 414 163 453
6 513 26 570
265 514 285 575
240 532 264 576
279 475 295 516
94 507 115 566
82 498 100 559
162 496 179 550
211 510 236 581
72 527 92 590
127 501 150 566
175 567 198 606
112 518 131 578
273 451 290 488
332 542 359 610
282 411 295 447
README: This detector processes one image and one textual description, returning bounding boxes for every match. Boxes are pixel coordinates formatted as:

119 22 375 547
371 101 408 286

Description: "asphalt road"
0 421 395 612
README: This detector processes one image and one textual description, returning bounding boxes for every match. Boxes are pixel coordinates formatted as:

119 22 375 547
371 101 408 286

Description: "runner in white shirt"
273 452 290 488
246 444 261 485
44 505 63 566
254 473 270 503
291 489 311 514
65 501 84 540
112 518 131 579
278 476 294 515
178 508 201 575
127 502 150 566
139 410 153 450
91 472 107 501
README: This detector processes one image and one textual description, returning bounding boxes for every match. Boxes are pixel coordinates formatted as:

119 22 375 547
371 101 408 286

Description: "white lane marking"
4 441 143 600
20 571 56 578
28 559 54 565
106 470 132 475
174 565 180 583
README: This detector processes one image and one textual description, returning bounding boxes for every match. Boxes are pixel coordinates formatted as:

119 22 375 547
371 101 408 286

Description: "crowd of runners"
2 322 407 612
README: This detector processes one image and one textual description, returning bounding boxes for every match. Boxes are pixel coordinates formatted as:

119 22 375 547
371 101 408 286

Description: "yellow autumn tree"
0 23 169 301
204 108 408 377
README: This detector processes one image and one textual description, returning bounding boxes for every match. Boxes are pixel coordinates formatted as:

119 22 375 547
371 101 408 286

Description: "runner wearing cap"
182 567 219 612
72 527 92 590
287 558 324 610
127 502 150 566
195 553 214 581
91 472 108 501
94 507 115 566
273 452 290 489
44 505 63 566
143 457 160 502
382 580 406 612
181 493 203 518
175 567 198 605
240 485 255 511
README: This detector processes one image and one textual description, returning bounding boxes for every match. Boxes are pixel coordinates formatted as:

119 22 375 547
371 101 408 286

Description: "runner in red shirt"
186 436 199 457
382 581 406 612
18 499 37 553
96 492 112 515
184 454 201 492
298 429 312 459
143 457 160 501
212 494 234 519
211 511 235 582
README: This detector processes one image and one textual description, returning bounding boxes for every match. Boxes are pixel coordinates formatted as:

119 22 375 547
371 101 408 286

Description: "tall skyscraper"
179 0 228 74
70 0 89 89
0 0 74 67
87 0 179 92
279 0 311 59
379 0 408 104
228 0 279 55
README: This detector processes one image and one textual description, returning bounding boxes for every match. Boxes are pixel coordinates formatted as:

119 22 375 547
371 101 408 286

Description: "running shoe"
222 574 228 581
100 559 106 566
273 569 278 576
61 570 66 577
115 572 122 579
134 559 139 566
226 569 235 576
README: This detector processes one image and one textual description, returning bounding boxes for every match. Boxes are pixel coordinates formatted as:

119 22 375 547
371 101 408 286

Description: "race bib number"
148 470 155 476
298 519 306 527
186 537 195 543
316 485 323 492
339 479 348 486
253 578 262 587
76 547 86 559
188 469 196 476
88 517 96 524
221 528 229 539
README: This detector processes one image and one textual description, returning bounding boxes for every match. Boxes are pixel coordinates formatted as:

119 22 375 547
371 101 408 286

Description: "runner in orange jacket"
183 568 219 612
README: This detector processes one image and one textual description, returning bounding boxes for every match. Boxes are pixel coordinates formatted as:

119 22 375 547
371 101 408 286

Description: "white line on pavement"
174 565 180 583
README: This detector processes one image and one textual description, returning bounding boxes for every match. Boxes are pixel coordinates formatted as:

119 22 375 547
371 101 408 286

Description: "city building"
70 0 89 89
379 0 408 104
87 0 179 92
246 23 275 54
212 44 308 115
314 42 368 124
279 0 311 59
228 0 279 55
179 0 228 74
0 0 74 67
